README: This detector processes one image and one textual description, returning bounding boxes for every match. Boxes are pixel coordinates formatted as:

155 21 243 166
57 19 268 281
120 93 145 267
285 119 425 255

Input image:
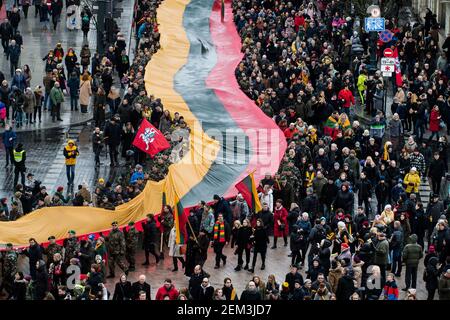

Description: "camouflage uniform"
124 226 139 270
45 243 63 266
0 249 18 295
64 237 80 265
106 228 128 276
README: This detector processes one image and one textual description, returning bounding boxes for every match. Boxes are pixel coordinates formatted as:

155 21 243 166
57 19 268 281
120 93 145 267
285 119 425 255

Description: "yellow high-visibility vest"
13 150 24 162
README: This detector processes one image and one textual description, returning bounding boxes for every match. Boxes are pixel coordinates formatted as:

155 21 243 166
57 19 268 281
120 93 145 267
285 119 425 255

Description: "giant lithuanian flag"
235 171 262 213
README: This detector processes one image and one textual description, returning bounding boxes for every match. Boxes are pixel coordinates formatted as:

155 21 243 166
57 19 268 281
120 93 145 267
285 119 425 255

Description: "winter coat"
424 257 440 291
79 80 92 106
168 228 183 258
438 275 450 300
336 275 355 300
155 285 179 300
113 281 133 300
333 189 354 213
273 206 289 237
404 172 421 193
373 239 390 265
23 91 36 114
429 108 441 132
402 234 423 266
63 141 79 166
252 226 269 251
236 226 252 249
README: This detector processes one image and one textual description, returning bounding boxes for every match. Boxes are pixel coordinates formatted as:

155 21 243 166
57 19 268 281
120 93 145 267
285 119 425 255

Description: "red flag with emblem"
132 119 170 157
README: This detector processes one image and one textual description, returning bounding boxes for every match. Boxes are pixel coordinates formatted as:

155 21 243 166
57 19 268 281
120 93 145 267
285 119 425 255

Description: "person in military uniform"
124 221 139 271
63 230 80 265
0 243 18 297
158 205 174 259
44 235 63 267
106 221 129 278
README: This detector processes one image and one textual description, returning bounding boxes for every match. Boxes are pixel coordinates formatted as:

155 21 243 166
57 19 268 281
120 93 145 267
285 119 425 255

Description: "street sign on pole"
383 72 392 77
381 57 395 65
381 65 394 72
379 30 393 43
383 48 394 57
364 17 385 32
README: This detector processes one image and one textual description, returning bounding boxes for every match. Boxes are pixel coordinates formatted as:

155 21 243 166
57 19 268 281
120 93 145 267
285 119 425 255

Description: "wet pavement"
0 0 135 133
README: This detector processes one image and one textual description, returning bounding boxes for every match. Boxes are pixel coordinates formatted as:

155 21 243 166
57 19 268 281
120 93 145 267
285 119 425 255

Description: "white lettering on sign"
381 58 395 65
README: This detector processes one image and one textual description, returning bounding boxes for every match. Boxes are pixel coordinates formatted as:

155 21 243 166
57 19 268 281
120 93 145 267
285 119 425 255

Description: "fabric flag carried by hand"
172 192 187 245
235 171 262 213
393 46 403 87
132 119 170 157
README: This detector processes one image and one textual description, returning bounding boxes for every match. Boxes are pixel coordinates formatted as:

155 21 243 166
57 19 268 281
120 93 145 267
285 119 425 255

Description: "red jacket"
338 89 355 108
273 206 289 237
155 285 179 300
283 127 298 140
429 109 441 132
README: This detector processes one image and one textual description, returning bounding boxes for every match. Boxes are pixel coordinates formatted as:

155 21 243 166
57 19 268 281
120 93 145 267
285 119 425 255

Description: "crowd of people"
1 0 450 301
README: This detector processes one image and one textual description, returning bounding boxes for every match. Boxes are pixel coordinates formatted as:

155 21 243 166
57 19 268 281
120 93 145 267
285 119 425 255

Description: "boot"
214 265 220 269
244 264 249 270
248 267 254 273
172 267 178 272
234 265 242 271
142 261 150 266
261 264 265 270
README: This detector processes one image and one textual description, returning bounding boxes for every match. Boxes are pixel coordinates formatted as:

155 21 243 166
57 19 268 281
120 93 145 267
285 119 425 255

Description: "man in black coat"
285 264 304 294
188 265 210 299
428 152 446 195
196 277 214 301
142 214 160 265
21 238 43 280
240 281 262 300
103 115 122 167
336 268 356 300
0 19 13 54
132 274 151 300
212 194 232 224
355 172 372 216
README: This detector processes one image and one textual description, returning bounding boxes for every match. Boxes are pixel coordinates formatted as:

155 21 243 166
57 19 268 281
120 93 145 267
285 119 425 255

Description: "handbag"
278 223 286 231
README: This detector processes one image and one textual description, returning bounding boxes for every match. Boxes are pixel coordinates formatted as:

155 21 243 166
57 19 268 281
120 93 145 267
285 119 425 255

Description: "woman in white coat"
168 227 186 272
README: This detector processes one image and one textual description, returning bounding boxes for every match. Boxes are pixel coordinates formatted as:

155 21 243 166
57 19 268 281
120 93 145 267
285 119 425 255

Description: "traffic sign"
382 72 392 77
381 65 394 72
383 48 394 57
379 30 393 43
364 17 385 32
381 57 395 65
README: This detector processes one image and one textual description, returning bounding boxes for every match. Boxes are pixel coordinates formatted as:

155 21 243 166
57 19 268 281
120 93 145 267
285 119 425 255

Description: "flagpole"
186 217 198 243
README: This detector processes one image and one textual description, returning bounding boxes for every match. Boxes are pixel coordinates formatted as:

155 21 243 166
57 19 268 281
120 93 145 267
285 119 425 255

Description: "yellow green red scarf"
214 221 225 243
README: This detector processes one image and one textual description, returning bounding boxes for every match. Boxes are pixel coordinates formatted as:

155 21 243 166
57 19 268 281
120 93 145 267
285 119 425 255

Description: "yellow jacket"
64 140 79 166
381 209 394 225
357 74 367 92
404 172 421 193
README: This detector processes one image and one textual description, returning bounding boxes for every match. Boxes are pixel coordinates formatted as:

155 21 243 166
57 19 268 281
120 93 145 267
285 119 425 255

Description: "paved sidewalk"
0 0 135 133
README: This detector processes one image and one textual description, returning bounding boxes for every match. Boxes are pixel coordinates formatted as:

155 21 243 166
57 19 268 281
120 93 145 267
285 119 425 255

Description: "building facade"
412 0 450 35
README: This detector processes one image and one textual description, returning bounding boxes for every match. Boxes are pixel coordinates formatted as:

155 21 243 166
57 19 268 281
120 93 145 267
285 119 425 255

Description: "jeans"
428 131 440 142
66 165 75 185
34 105 42 122
70 96 78 111
414 120 425 141
10 61 18 77
15 110 23 127
405 265 418 289
391 249 402 275
5 147 14 166
52 102 61 121
44 93 50 110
